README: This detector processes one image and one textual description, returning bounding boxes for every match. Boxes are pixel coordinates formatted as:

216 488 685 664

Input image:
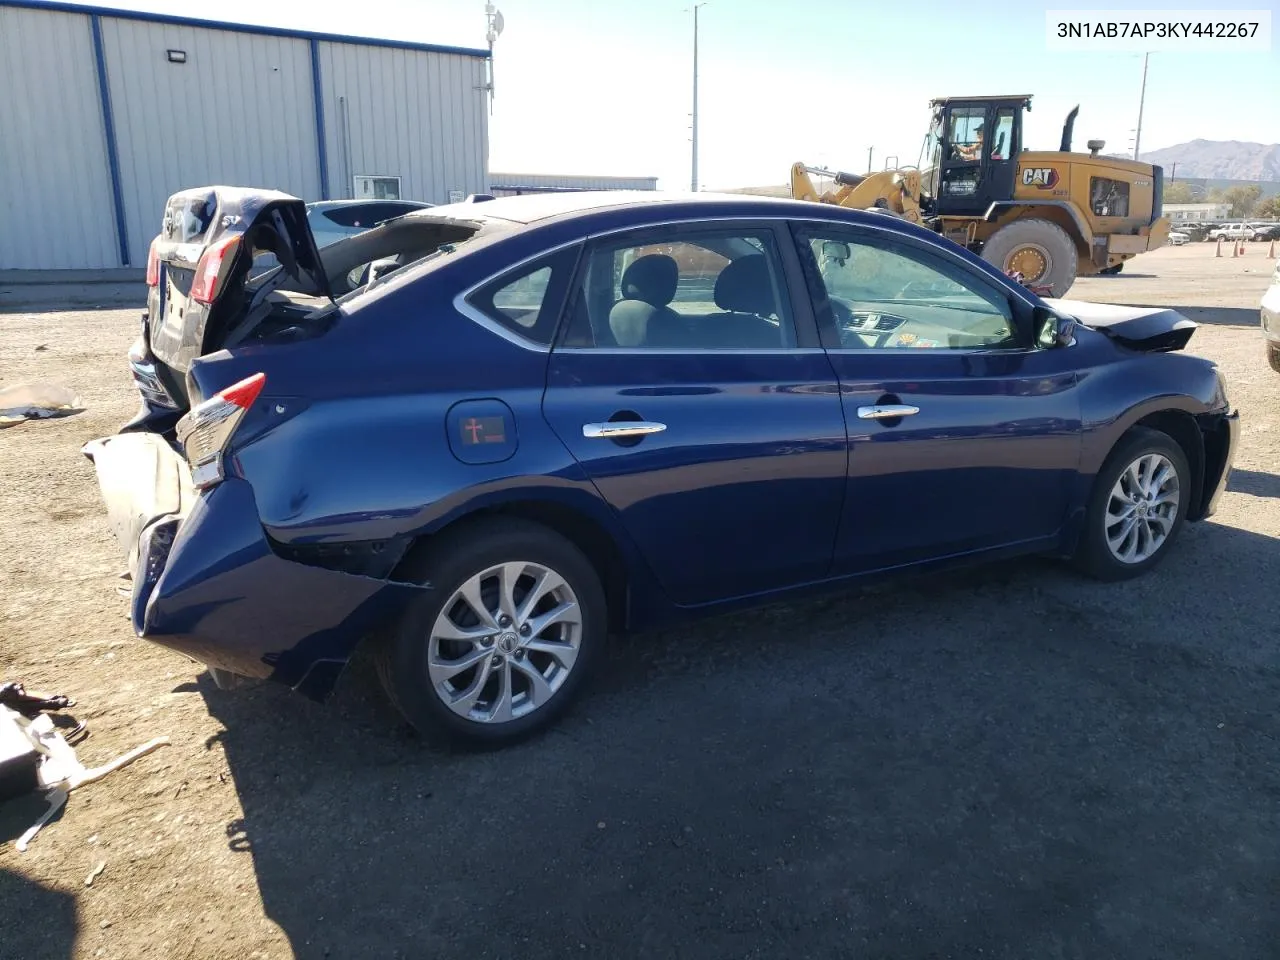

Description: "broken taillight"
176 372 266 490
190 235 241 305
145 237 160 287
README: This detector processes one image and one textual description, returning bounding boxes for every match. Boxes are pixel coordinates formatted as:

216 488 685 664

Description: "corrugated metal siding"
319 42 488 204
0 7 118 269
490 173 659 191
100 17 320 266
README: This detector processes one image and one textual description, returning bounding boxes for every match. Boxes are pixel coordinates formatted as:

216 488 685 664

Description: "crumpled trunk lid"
1045 298 1197 353
147 187 330 386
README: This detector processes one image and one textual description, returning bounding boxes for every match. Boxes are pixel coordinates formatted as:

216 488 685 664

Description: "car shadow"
0 868 78 959
201 520 1280 960
1228 468 1280 499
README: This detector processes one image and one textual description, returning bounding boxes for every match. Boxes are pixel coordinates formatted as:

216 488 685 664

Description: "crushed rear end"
81 186 480 697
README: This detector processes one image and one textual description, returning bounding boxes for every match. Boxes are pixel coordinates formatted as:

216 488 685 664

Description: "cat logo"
1021 167 1060 189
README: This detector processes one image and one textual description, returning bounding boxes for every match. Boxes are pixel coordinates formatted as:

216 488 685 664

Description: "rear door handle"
857 404 920 420
583 421 667 439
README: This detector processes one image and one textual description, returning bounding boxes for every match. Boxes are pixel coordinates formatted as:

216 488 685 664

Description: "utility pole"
1133 51 1149 160
691 3 707 191
867 146 874 173
1170 161 1177 182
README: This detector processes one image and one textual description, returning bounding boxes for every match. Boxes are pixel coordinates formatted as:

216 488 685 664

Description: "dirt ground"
1 243 1277 960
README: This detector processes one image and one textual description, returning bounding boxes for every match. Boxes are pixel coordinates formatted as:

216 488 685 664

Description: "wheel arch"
985 201 1093 258
1087 404 1207 524
388 494 642 634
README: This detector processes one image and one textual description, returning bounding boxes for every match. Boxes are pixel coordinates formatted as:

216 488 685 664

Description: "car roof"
414 190 835 226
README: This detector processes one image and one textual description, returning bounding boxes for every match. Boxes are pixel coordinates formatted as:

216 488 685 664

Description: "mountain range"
1138 140 1280 182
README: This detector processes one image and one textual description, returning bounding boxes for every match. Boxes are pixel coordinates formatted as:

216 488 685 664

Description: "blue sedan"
84 187 1239 745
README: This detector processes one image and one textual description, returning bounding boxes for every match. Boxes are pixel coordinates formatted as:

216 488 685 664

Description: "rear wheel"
375 518 608 746
981 218 1078 297
1071 427 1190 581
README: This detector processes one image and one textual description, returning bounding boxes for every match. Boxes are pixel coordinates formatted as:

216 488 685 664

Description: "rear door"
541 220 848 606
791 219 1083 574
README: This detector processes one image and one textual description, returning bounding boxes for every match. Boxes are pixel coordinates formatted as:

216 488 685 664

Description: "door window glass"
571 229 795 349
802 231 1020 350
991 109 1014 161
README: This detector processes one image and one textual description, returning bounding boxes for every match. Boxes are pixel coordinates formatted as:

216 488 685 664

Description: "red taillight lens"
220 372 266 409
176 372 266 490
190 235 240 305
145 237 160 286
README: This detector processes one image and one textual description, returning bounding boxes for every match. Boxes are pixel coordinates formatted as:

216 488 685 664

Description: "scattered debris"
0 682 171 851
85 861 106 886
0 382 84 427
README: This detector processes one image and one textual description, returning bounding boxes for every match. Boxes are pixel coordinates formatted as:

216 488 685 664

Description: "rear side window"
322 206 379 228
466 247 578 346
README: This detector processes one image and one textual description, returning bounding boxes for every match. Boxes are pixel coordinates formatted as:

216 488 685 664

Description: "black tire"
1267 342 1280 374
1100 262 1124 276
1071 427 1191 582
374 517 608 747
981 218 1078 297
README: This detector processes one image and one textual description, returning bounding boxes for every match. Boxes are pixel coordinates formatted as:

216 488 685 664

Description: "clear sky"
65 0 1280 189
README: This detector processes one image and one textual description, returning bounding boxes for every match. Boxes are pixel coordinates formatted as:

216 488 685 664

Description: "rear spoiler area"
1046 298 1196 353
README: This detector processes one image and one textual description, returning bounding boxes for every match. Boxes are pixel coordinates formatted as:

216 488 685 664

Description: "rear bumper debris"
83 433 428 700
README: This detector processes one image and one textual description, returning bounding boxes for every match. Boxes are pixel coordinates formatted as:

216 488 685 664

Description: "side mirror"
821 240 851 262
1034 306 1075 348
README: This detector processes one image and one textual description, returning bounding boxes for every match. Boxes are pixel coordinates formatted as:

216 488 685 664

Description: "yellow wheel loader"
791 95 1171 296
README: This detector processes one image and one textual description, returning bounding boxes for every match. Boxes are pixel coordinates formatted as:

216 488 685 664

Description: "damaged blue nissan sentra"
84 187 1239 746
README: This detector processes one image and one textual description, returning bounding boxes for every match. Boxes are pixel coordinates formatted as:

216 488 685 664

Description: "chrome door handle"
857 404 920 420
583 421 667 439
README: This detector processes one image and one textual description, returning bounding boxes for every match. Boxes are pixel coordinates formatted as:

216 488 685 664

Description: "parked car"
83 187 1240 746
1262 260 1280 372
1253 223 1280 242
307 199 435 248
1208 223 1257 242
1168 231 1189 246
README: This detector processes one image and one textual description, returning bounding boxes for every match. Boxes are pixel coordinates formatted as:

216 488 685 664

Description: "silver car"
1263 260 1280 372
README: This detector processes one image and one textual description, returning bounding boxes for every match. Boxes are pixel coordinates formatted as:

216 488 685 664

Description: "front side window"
801 229 1020 350
569 228 796 349
949 107 986 162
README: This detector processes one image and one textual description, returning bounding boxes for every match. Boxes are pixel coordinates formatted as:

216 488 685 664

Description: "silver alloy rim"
427 562 582 723
1105 452 1180 564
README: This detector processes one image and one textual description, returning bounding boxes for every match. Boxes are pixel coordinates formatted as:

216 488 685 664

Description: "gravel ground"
1 244 1277 960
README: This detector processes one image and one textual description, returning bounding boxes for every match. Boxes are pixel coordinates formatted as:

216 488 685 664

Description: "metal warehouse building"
0 0 490 271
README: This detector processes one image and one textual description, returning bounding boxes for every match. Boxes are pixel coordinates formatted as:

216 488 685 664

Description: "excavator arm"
789 163 925 225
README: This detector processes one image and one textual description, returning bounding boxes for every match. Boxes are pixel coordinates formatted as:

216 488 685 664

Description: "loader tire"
981 218 1078 297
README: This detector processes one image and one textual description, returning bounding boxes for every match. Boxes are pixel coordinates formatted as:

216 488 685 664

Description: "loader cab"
926 95 1028 217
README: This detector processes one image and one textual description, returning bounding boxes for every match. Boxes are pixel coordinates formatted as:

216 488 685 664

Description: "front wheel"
375 517 608 746
1071 427 1190 581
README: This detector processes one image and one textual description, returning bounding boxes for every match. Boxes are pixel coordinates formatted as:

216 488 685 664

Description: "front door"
542 222 848 606
792 220 1083 574
937 104 1020 217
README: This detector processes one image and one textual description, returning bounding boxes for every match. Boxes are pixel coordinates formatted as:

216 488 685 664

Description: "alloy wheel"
427 562 582 723
1105 453 1181 564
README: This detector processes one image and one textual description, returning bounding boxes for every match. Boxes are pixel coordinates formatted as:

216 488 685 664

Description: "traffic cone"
1216 237 1223 257
1269 239 1276 259
1232 239 1240 257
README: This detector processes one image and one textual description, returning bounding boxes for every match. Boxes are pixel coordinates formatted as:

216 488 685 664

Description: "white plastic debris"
3 705 170 851
0 383 84 426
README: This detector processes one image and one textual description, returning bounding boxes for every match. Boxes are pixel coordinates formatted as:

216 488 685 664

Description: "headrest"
620 254 678 307
714 254 776 316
